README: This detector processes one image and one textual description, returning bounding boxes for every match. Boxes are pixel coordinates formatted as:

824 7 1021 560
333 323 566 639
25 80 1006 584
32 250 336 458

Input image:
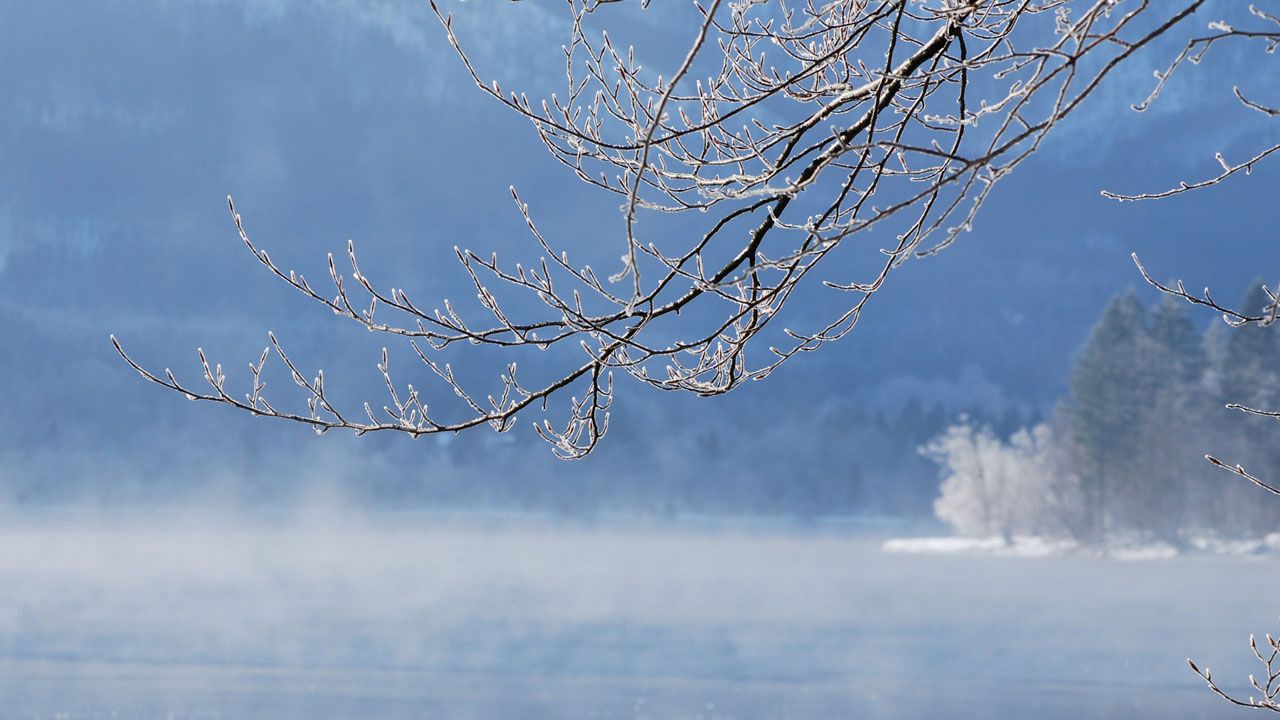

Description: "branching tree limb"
116 0 1246 458
1113 5 1280 707
1103 4 1280 201
1190 634 1280 713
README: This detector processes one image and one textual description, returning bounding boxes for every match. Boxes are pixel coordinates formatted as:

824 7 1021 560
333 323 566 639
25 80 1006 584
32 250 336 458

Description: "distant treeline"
5 357 1029 519
929 283 1280 544
336 395 1035 519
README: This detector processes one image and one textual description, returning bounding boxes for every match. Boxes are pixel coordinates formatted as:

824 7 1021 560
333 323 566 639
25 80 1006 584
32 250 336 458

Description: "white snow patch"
886 533 1280 560
1186 533 1280 556
1108 542 1179 561
882 535 1076 558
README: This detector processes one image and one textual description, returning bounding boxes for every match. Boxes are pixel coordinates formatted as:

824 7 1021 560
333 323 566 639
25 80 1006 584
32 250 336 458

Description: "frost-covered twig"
1190 630 1280 712
117 0 1228 455
1131 254 1279 328
1105 4 1280 202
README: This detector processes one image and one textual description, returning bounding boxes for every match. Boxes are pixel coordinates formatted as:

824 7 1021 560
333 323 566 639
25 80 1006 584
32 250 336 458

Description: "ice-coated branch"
1131 254 1279 328
1190 631 1280 712
1135 254 1280 496
1104 4 1280 202
116 0 1235 456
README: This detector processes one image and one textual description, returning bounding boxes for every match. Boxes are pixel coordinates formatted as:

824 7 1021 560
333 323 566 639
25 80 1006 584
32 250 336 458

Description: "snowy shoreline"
882 533 1280 560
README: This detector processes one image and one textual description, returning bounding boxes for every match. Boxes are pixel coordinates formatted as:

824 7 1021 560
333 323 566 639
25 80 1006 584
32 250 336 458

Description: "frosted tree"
926 419 1054 542
111 0 1270 458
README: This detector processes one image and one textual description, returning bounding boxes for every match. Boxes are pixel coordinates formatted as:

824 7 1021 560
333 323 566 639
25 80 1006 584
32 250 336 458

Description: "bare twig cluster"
1143 262 1280 704
1104 4 1280 202
116 0 1229 457
1190 633 1280 713
1145 298 1280 703
1111 6 1280 705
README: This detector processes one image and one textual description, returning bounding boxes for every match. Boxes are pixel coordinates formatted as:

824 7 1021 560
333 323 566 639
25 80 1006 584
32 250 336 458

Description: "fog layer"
3 510 1274 719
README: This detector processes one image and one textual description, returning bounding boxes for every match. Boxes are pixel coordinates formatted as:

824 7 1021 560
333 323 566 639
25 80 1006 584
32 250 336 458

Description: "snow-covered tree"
928 288 1278 546
926 420 1055 542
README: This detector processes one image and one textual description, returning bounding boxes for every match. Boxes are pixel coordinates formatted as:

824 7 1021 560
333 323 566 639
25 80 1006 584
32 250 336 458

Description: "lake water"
0 511 1274 718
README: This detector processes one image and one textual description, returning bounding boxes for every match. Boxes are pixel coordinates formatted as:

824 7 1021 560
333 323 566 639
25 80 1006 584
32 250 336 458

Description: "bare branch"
1105 5 1280 201
117 0 1232 455
1190 631 1280 713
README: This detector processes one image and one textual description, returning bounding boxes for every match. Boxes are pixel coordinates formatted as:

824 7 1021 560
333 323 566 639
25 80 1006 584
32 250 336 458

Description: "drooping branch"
116 0 1220 456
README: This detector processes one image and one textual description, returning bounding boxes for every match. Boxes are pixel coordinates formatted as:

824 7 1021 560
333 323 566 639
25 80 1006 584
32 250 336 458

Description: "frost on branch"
1104 4 1280 202
115 0 1220 457
1122 8 1280 689
1189 631 1280 713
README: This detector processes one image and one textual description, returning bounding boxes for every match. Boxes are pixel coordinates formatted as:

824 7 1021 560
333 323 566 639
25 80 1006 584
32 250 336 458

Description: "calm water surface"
0 512 1273 719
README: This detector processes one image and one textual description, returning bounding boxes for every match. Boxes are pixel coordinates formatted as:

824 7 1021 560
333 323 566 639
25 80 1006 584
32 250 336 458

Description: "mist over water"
4 1 1280 718
2 507 1273 719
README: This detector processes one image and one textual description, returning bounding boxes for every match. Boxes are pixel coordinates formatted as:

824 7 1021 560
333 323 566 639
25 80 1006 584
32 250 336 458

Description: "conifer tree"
1150 295 1207 383
1134 296 1212 540
1067 289 1157 540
